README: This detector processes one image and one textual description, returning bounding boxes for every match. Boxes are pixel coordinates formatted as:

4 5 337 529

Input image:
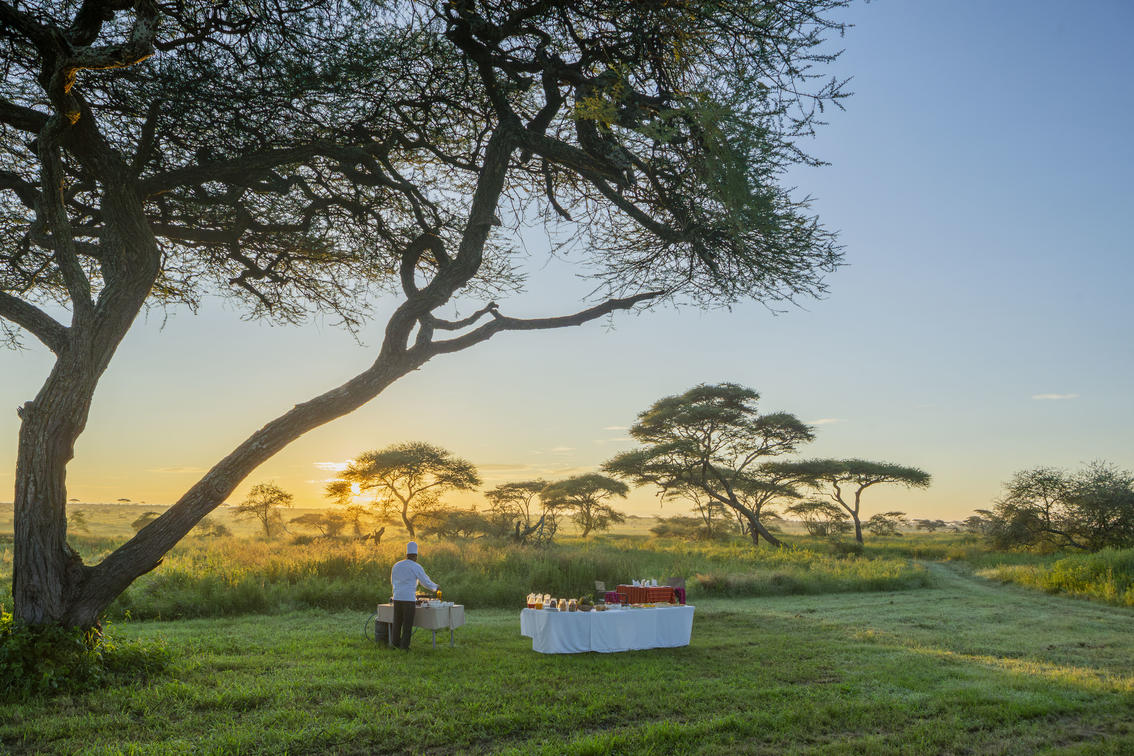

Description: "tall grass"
0 534 931 620
978 547 1134 607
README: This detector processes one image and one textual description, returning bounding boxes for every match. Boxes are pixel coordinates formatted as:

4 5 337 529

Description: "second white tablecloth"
520 606 694 654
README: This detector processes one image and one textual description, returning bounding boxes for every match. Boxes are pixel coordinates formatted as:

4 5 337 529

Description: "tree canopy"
604 383 815 546
785 499 850 538
541 474 629 538
326 441 480 538
1 0 852 626
777 459 930 543
770 458 930 544
233 482 294 537
484 479 555 544
988 462 1134 551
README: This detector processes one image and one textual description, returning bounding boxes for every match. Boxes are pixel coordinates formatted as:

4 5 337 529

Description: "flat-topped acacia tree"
325 442 480 539
605 383 816 547
1 0 849 626
768 459 931 543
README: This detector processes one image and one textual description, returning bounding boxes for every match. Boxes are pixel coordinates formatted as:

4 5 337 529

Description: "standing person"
389 541 439 650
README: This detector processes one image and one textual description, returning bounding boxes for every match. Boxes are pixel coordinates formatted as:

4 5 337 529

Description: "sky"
2 0 1133 521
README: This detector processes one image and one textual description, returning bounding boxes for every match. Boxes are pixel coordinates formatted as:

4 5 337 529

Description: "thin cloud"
550 446 574 453
147 466 207 474
603 426 628 431
808 418 845 426
478 463 534 472
1032 393 1079 400
543 466 590 477
593 437 633 444
313 461 350 472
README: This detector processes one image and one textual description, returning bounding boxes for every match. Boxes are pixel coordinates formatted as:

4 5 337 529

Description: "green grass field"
2 563 1133 754
4 508 1134 753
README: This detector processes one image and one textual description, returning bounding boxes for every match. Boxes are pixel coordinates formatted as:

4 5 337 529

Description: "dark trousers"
391 600 416 649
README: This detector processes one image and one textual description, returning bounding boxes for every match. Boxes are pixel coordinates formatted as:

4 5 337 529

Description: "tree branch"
0 292 69 354
421 291 661 356
37 118 95 321
0 169 40 208
0 97 49 133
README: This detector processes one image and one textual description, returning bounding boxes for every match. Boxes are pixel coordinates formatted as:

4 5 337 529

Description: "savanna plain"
2 509 1133 755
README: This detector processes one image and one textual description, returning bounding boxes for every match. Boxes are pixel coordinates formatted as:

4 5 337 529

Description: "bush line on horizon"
1 536 930 621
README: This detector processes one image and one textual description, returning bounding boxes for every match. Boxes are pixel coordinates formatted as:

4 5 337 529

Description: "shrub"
980 548 1134 607
0 608 170 702
829 540 864 557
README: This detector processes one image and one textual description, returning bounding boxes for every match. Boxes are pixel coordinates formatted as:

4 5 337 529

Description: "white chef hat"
406 541 418 555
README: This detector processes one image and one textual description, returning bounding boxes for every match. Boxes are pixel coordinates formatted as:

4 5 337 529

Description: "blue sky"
2 0 1132 519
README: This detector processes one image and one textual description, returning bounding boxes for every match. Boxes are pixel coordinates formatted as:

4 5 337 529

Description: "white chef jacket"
391 558 438 601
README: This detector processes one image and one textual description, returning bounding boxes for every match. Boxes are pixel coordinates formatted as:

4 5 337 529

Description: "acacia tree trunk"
401 504 416 539
13 369 98 625
743 512 782 548
13 141 163 625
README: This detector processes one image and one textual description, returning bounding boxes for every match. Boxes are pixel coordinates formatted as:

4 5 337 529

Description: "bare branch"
0 97 48 133
0 292 69 354
422 291 661 356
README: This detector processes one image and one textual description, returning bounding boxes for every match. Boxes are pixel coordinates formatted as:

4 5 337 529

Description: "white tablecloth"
519 606 695 654
376 603 466 630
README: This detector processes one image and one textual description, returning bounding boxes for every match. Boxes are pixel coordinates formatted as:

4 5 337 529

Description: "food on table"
557 598 568 612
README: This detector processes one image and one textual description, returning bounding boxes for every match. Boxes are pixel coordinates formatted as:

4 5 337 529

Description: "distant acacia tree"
289 512 346 538
605 384 815 547
989 463 1134 551
542 474 629 538
650 513 740 542
865 511 908 537
662 487 736 540
962 510 996 535
0 0 851 627
417 507 493 539
773 459 931 544
914 519 948 533
786 499 851 538
191 516 231 539
130 511 161 533
326 442 480 539
485 480 548 542
68 509 90 534
233 483 294 538
341 505 376 538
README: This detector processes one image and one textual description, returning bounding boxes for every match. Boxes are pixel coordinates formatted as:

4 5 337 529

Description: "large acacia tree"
770 458 931 543
325 442 480 538
1 0 849 626
541 473 628 538
605 383 815 547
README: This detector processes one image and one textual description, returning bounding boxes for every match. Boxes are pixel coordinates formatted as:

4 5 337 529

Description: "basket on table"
617 585 675 604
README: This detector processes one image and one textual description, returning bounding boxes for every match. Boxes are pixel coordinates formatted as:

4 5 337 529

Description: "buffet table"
519 605 695 654
372 603 466 648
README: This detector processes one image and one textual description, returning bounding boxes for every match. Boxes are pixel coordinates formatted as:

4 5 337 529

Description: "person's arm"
414 562 439 592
